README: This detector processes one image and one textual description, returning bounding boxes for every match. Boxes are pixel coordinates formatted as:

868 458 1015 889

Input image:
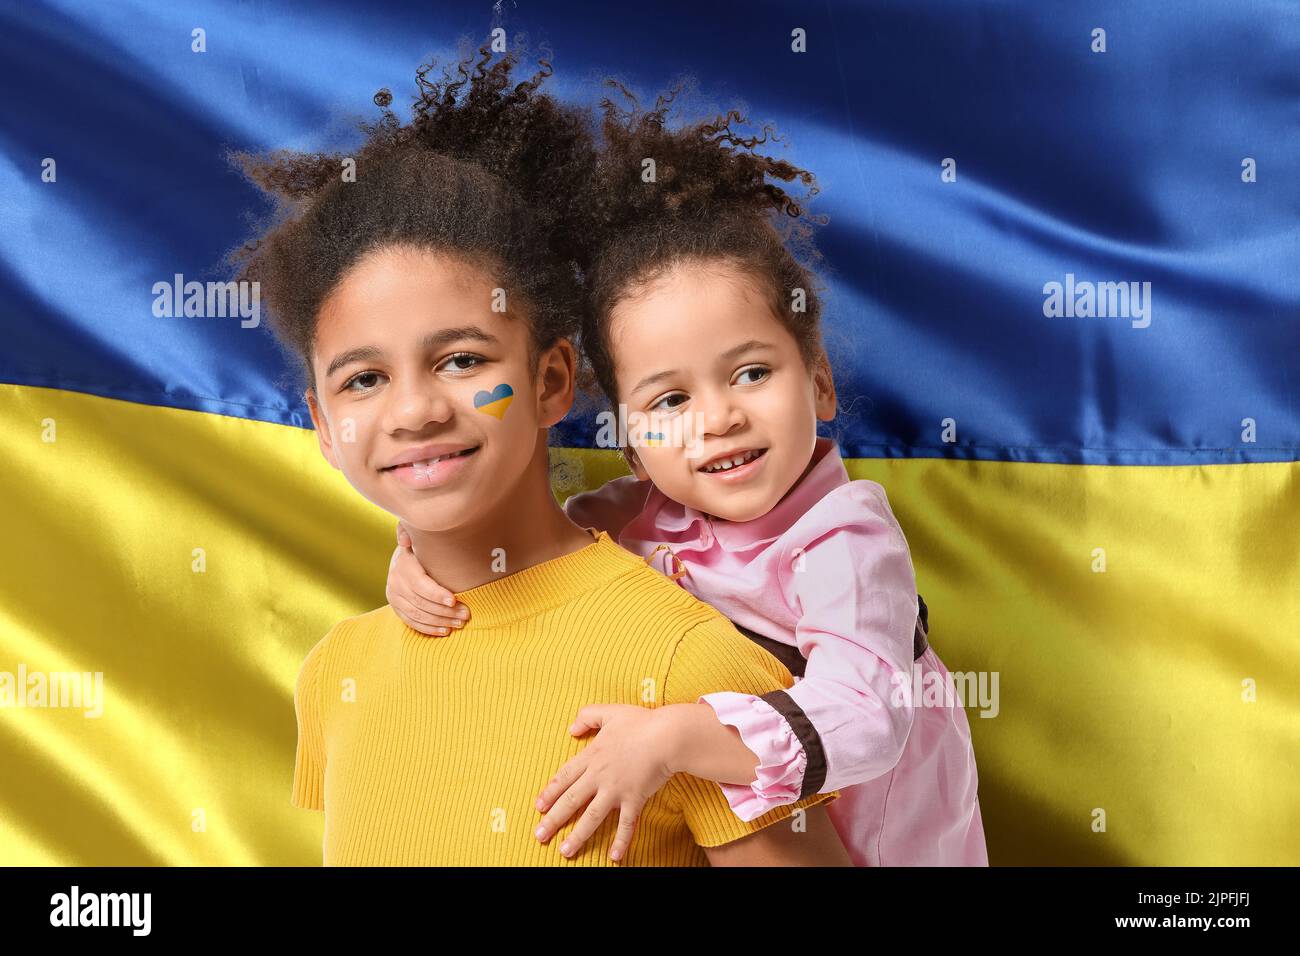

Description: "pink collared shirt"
564 436 988 866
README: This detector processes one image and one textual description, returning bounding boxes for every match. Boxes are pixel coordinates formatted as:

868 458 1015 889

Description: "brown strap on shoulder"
731 593 931 679
914 593 930 659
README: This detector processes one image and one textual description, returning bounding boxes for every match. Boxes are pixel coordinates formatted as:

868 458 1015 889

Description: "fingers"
556 794 616 860
535 753 587 815
608 801 642 863
386 546 470 637
567 704 605 736
402 596 466 632
399 555 467 618
389 595 461 636
534 758 591 840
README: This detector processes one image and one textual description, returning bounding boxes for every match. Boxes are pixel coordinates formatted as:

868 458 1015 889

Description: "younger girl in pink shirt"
387 85 987 866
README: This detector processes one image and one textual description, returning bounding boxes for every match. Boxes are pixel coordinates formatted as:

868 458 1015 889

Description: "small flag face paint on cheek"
473 383 514 419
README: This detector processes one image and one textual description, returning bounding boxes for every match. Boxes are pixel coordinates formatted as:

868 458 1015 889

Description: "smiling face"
305 244 572 533
609 258 837 522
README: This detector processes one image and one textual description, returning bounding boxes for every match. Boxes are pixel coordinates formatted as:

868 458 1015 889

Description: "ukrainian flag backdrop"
1 1 1296 866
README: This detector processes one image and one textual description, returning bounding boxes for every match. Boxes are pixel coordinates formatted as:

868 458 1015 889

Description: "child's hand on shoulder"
532 704 682 863
385 520 471 636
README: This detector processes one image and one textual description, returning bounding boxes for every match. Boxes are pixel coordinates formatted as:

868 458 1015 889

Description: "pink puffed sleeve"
697 690 809 820
700 481 920 817
563 474 652 539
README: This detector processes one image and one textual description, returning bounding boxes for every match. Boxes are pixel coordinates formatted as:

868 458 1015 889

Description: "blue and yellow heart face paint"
473 383 513 419
615 408 703 457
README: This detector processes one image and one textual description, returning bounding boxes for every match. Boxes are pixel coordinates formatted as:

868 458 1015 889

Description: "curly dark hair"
575 80 828 409
227 40 597 395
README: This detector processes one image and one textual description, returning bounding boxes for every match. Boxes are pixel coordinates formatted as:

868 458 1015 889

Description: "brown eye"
649 393 687 413
343 371 383 392
735 366 770 386
440 353 485 373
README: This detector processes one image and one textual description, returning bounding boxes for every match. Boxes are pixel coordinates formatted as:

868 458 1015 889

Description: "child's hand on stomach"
385 520 471 636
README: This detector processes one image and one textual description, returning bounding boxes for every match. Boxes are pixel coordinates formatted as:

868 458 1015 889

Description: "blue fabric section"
1 0 1296 462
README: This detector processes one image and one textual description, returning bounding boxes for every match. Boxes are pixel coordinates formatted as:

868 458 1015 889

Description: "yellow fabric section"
1 384 1296 864
1 385 394 865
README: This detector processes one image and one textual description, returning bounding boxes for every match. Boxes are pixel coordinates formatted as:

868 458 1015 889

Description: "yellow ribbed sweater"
292 528 836 865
